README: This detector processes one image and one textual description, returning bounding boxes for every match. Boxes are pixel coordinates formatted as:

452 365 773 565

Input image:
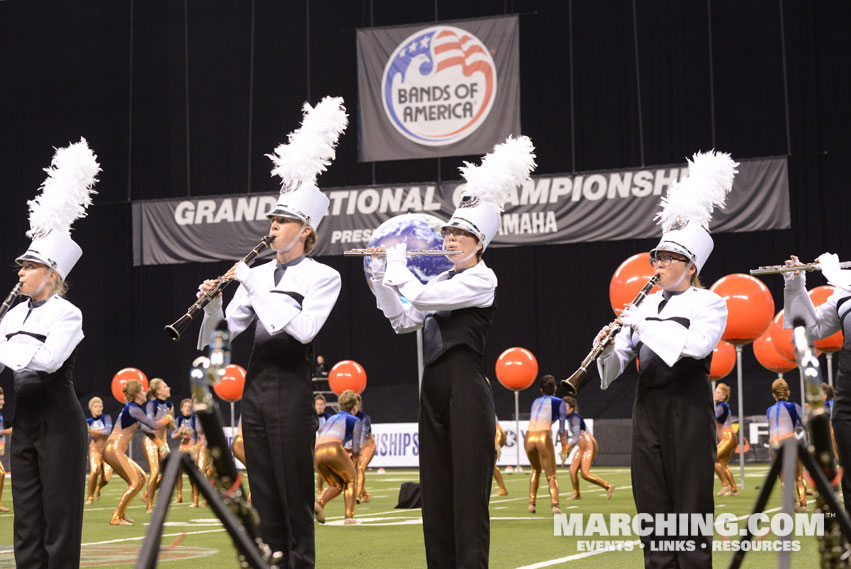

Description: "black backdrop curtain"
1 0 849 426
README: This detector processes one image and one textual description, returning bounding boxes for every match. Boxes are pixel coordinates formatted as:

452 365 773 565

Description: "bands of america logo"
382 25 497 146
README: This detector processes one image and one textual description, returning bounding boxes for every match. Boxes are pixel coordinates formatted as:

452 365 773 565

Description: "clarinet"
562 274 660 396
0 284 22 325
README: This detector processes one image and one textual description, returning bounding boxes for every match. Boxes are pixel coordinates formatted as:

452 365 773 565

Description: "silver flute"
343 249 462 257
750 261 851 276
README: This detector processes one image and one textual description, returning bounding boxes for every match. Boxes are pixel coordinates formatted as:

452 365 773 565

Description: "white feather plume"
27 137 100 238
459 135 536 210
655 150 739 231
267 96 348 187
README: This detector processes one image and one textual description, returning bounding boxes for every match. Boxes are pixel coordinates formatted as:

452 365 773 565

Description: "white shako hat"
650 150 739 273
445 135 536 250
16 138 100 281
265 96 348 230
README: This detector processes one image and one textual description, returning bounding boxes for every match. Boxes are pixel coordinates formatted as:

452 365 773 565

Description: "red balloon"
214 364 247 402
810 286 844 353
495 347 539 391
753 329 797 374
770 310 796 361
609 252 660 315
111 367 149 403
709 340 736 380
329 360 367 395
710 274 775 345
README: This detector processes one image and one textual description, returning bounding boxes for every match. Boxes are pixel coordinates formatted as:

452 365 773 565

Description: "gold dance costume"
141 398 173 512
0 413 10 511
103 402 169 524
525 395 568 511
315 411 364 520
767 400 807 508
355 411 375 502
172 412 199 504
568 422 611 497
87 413 114 501
493 418 507 495
714 401 738 493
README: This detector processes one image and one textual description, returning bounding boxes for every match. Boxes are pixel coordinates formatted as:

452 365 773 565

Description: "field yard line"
514 540 643 568
0 529 227 554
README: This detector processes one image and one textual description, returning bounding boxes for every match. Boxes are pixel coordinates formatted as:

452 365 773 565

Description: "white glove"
620 306 646 335
385 242 408 269
782 257 806 289
592 325 615 357
817 252 851 290
369 255 387 279
233 261 258 294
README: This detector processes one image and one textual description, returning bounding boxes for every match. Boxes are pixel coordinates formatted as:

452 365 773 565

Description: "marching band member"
766 378 807 512
563 396 614 500
141 378 174 513
197 97 345 567
822 382 835 418
0 139 98 567
595 151 736 568
86 396 114 504
172 398 199 504
103 380 172 525
355 395 375 503
370 136 535 568
313 390 363 525
713 383 739 496
493 416 508 496
524 375 568 514
0 387 11 512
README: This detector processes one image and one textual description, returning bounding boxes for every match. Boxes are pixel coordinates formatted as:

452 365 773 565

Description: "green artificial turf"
0 465 830 568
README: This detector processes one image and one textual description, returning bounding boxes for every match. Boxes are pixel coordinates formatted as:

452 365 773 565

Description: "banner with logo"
356 16 520 161
132 156 789 266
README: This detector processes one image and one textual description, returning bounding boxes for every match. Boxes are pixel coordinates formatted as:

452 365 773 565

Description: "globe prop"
753 330 796 374
809 286 844 352
214 364 247 402
111 367 149 403
609 252 660 315
495 347 538 391
329 360 367 395
709 340 736 380
710 274 774 345
363 213 454 294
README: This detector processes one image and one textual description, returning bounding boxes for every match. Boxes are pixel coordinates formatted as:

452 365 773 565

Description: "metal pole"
230 401 236 430
827 353 835 387
799 367 806 411
416 329 424 395
736 345 746 489
515 391 521 470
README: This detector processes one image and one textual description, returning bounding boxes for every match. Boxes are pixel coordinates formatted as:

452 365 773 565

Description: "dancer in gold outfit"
172 398 199 504
493 417 508 496
85 396 114 504
355 395 375 503
314 390 364 525
0 387 11 512
141 378 174 513
103 380 172 525
713 383 739 496
525 375 568 514
562 396 614 500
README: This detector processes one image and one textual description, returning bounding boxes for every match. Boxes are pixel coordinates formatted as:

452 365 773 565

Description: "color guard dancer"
783 252 851 511
370 136 535 568
86 396 114 504
563 396 614 500
766 378 807 512
0 388 11 512
713 383 739 496
141 378 174 513
595 151 736 568
493 417 508 496
172 398 199 505
0 139 99 567
524 375 568 514
355 395 375 503
198 97 346 567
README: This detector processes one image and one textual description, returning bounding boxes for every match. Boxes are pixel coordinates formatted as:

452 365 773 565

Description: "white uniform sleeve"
783 280 841 339
637 291 728 367
596 327 636 390
0 302 84 373
383 263 496 311
197 290 256 350
371 276 425 334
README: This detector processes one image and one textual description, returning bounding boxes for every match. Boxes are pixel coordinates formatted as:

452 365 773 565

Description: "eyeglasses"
649 255 688 268
441 227 473 238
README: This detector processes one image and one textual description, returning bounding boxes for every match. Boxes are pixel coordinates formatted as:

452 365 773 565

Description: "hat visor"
15 252 53 268
442 218 484 242
650 243 694 263
266 206 307 223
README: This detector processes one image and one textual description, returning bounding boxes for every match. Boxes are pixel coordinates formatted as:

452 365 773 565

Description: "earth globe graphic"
363 213 454 297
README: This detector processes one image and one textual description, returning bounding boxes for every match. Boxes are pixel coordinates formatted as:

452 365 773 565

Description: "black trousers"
12 379 87 569
242 352 317 569
419 346 495 569
831 350 851 512
631 375 716 569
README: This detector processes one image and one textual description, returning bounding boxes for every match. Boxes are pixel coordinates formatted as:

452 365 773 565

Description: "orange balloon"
709 340 736 380
609 252 660 314
329 360 367 395
809 286 844 352
710 274 775 345
753 329 796 374
770 310 795 361
214 364 247 402
111 367 149 403
495 347 539 391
